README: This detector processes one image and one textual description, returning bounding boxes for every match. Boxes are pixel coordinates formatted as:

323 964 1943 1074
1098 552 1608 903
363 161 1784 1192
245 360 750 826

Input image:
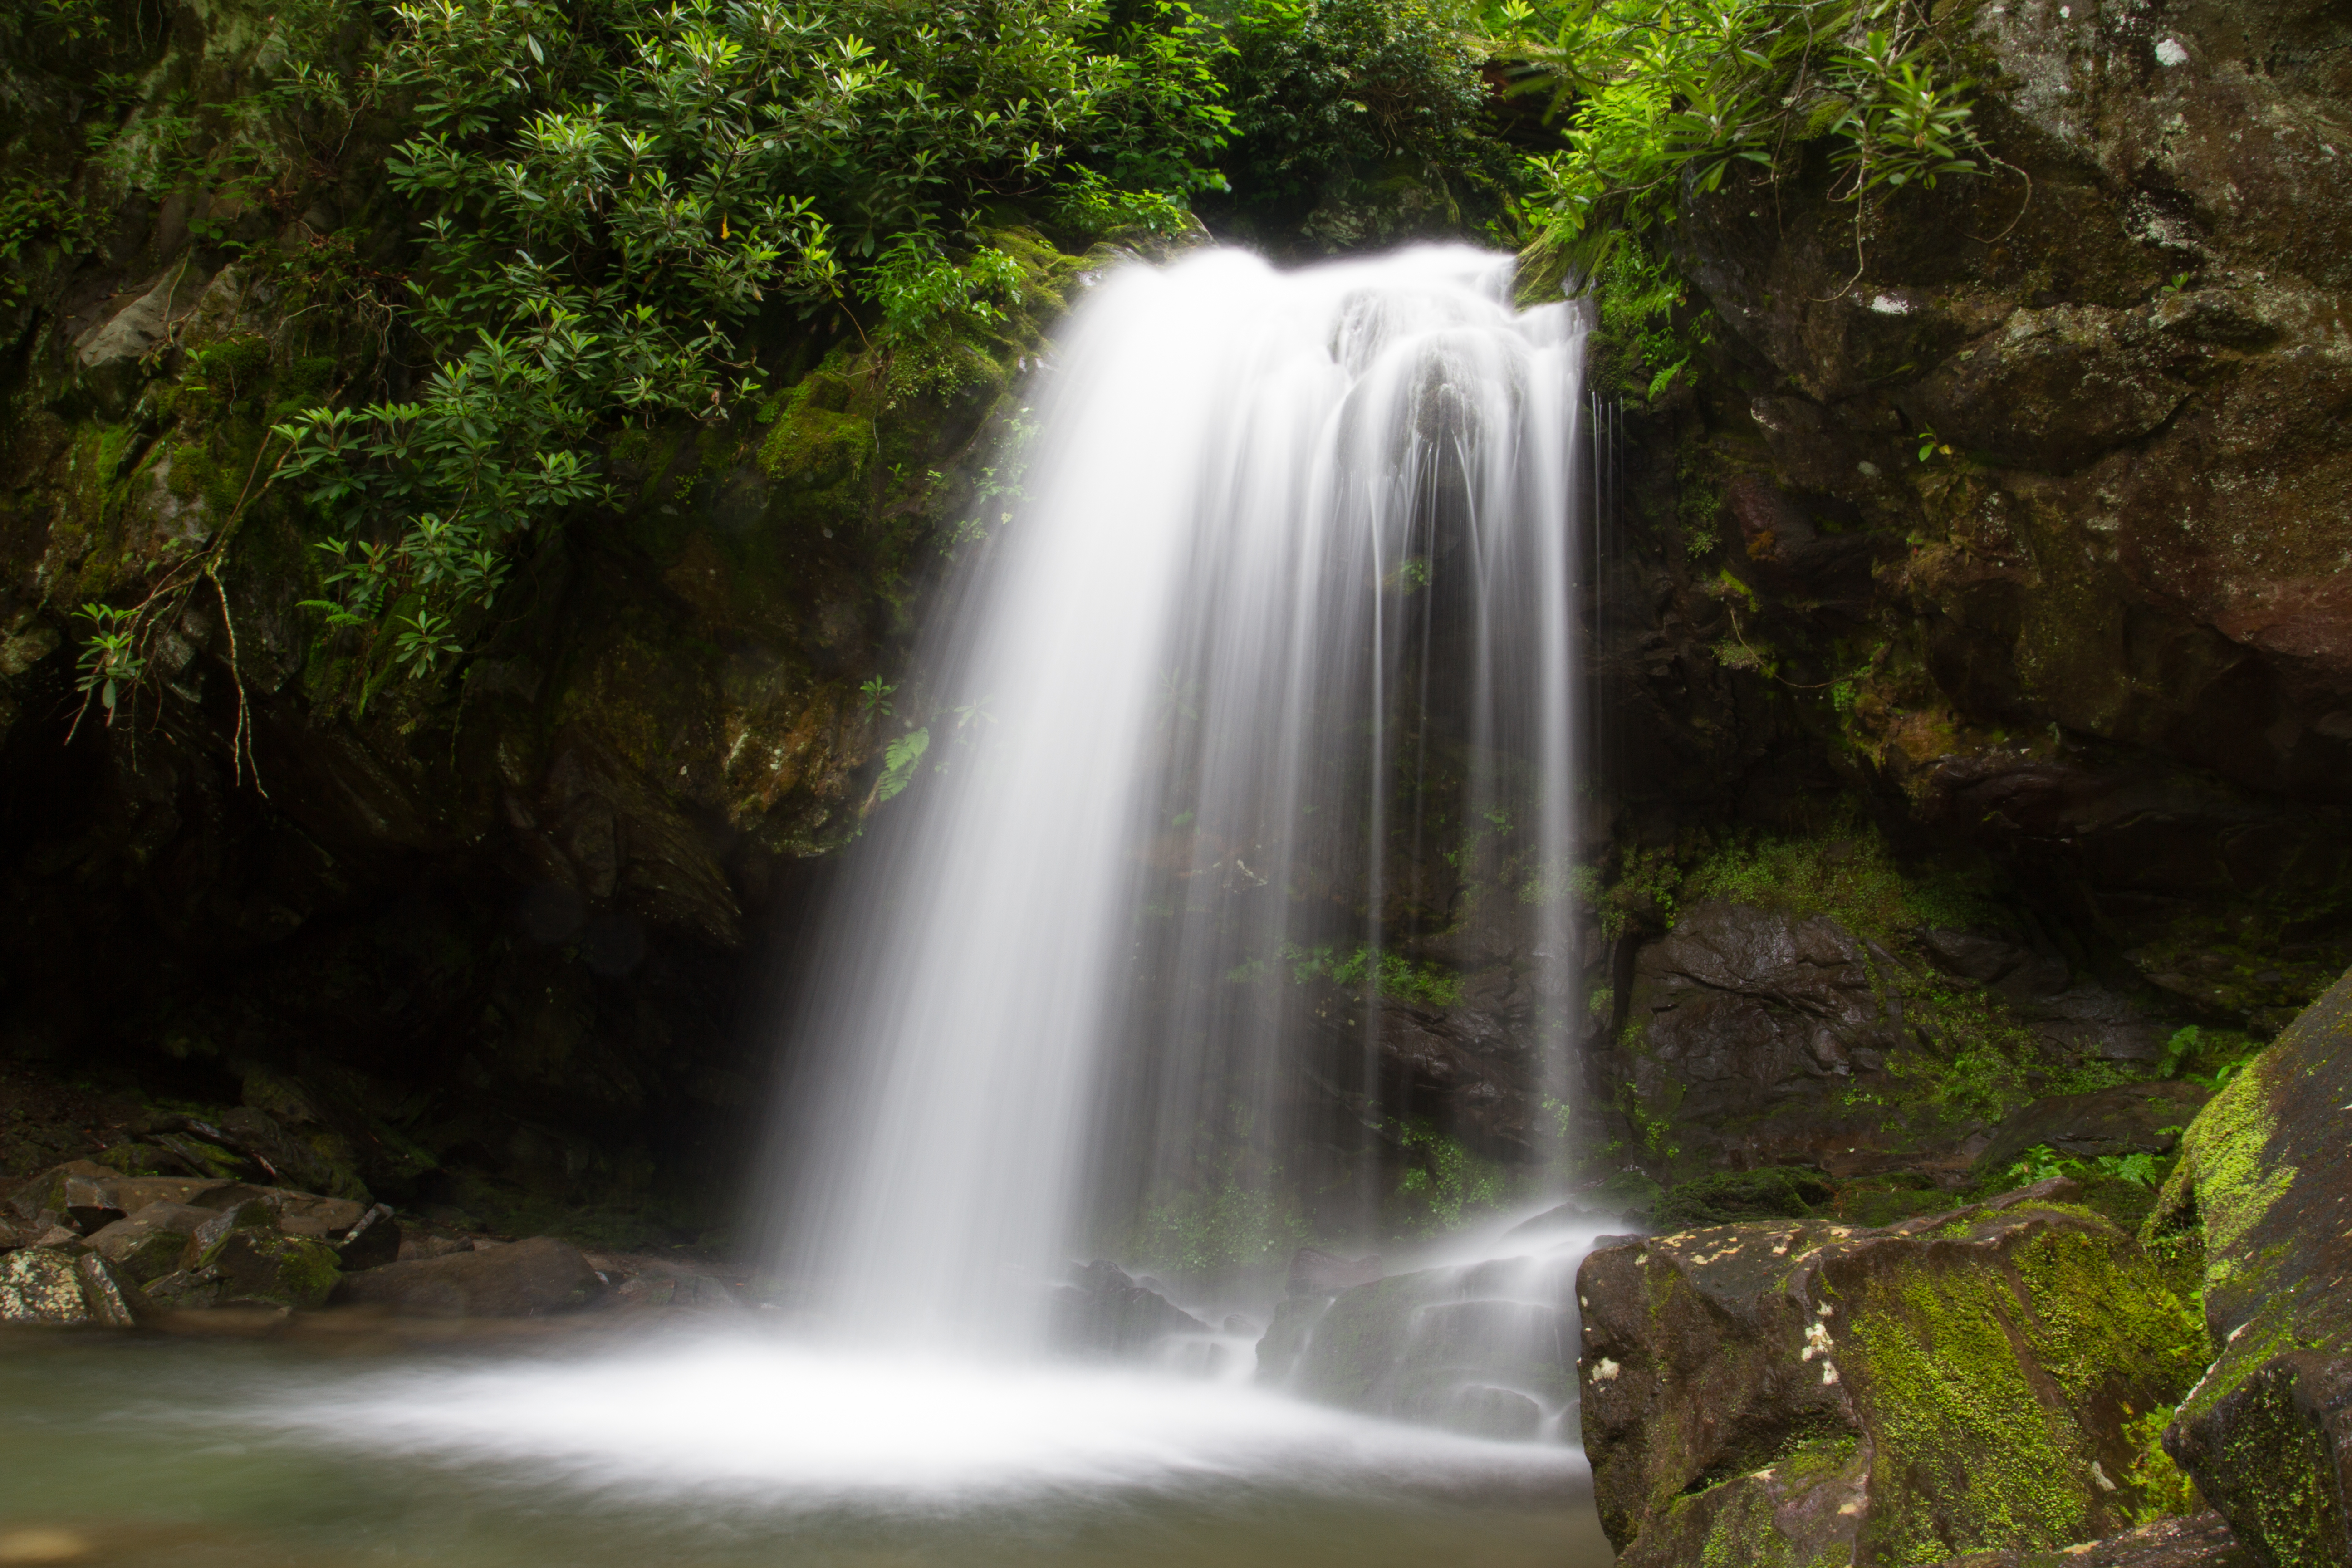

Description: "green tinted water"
0 1330 1613 1568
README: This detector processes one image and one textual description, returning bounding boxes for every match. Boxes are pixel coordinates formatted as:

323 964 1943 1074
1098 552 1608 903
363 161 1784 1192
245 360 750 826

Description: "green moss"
1681 825 1999 950
2146 1046 2291 1317
1655 1166 1832 1231
2009 1227 2205 1411
1847 1259 2093 1562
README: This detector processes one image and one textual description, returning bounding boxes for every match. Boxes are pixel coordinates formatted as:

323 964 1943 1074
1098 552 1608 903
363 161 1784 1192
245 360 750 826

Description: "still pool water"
0 1327 1615 1567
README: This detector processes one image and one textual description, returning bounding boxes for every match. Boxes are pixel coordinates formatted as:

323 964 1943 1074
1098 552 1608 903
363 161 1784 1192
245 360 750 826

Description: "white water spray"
771 245 1589 1349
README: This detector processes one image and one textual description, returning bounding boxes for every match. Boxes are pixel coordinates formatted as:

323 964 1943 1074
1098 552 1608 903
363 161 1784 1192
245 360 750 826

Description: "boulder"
1048 1261 1210 1356
0 1246 149 1326
0 1248 93 1323
196 1228 340 1311
1286 1246 1382 1296
7 1161 130 1233
1258 1254 1579 1440
329 1235 604 1318
2147 966 2352 1568
1924 1511 2251 1567
83 1202 214 1284
1579 1184 2208 1566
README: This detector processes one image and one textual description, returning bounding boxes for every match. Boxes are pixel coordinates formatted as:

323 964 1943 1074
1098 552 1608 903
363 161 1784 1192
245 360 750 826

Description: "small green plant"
870 725 931 808
858 677 897 718
1282 942 1465 1008
72 603 147 725
1391 1121 1506 1233
1915 425 1953 463
1998 1143 2162 1191
2122 1402 2200 1524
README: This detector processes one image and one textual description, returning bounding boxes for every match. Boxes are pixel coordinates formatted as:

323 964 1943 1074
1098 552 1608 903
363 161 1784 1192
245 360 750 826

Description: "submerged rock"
1048 1261 1209 1357
2147 965 2352 1568
330 1236 604 1318
1258 1254 1579 1441
1579 1184 2207 1565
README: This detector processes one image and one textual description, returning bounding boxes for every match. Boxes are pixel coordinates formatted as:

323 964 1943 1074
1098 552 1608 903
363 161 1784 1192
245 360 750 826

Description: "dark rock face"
1579 1186 2207 1565
2149 965 2352 1568
1621 897 1912 1171
330 1235 605 1318
1597 887 2186 1183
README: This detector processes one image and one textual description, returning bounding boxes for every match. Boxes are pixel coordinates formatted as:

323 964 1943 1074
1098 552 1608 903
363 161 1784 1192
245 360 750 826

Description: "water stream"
1 245 1612 1565
769 242 1588 1345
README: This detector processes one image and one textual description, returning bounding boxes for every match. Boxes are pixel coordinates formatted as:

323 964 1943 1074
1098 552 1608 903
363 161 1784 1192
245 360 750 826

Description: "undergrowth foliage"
274 0 1232 687
1496 0 1992 392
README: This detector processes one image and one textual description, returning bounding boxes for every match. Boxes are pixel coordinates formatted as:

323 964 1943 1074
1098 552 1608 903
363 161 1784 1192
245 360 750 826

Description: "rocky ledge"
0 1160 755 1335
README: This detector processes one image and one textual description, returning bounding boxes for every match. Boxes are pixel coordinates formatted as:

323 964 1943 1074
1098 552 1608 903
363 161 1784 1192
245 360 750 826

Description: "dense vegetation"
1 0 1996 713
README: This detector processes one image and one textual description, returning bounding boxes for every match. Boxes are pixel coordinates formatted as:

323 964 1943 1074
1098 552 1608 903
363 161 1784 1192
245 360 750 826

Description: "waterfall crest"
770 245 1588 1349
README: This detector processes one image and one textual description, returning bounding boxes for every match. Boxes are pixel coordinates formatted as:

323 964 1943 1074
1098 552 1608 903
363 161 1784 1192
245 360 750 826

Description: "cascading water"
1 247 1621 1567
770 244 1589 1348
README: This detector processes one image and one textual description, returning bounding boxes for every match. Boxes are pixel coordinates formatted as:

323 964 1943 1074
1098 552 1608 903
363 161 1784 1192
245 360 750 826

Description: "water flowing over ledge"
766 244 1591 1351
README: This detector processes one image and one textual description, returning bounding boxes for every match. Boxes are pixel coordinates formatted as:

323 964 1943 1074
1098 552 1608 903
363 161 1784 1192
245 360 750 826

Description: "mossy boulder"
1580 1183 2208 1565
2146 965 2352 1568
1923 1510 2251 1567
190 1200 340 1309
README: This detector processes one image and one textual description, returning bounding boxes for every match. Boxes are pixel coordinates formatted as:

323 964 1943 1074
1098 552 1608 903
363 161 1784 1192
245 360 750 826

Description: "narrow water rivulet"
2 245 1615 1566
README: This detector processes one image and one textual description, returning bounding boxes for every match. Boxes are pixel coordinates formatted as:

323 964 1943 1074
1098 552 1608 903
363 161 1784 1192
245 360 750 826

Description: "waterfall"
769 244 1589 1351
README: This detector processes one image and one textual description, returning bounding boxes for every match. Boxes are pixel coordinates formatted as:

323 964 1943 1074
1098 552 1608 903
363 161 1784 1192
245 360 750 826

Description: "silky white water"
0 245 1611 1568
769 243 1589 1347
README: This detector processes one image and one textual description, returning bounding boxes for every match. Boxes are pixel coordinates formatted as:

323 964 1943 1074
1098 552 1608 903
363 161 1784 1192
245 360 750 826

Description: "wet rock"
99 1177 232 1213
1259 1255 1578 1440
330 1235 605 1318
73 1252 146 1327
1580 1186 2207 1564
83 1201 214 1285
1286 1246 1382 1297
1048 1261 1209 1356
0 1246 149 1326
1924 1510 2252 1567
191 1204 340 1311
144 1267 225 1312
1977 1082 2211 1177
332 1205 401 1272
1653 1165 1833 1230
1617 900 1911 1170
7 1161 129 1234
2148 966 2352 1568
0 1248 92 1323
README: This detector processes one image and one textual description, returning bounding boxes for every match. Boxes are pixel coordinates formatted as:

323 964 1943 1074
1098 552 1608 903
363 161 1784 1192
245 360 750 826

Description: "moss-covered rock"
1581 1184 2208 1565
2145 965 2352 1568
